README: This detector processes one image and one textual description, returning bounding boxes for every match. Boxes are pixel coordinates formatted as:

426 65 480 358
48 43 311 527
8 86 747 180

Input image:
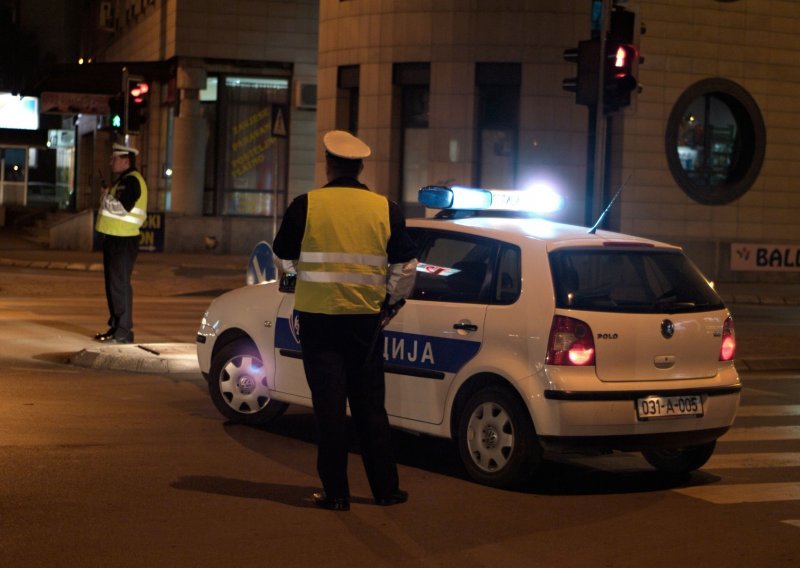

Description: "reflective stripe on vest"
95 170 148 237
295 187 390 315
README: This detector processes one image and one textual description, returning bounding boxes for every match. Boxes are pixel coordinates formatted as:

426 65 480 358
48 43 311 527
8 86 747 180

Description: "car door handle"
453 322 478 332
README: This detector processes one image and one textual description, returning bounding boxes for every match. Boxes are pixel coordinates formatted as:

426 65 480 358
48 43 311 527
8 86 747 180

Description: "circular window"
665 78 765 205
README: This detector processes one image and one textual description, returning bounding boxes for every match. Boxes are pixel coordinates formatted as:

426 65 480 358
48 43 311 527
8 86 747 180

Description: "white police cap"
112 143 139 156
323 130 371 160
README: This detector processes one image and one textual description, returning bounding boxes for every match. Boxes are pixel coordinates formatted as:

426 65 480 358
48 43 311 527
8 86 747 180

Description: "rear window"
549 248 724 314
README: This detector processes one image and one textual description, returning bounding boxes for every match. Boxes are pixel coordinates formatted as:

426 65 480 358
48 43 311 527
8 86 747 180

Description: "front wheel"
208 339 288 426
456 386 542 488
642 441 716 473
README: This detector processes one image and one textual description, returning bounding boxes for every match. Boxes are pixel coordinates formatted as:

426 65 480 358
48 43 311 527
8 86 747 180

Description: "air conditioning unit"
294 81 317 110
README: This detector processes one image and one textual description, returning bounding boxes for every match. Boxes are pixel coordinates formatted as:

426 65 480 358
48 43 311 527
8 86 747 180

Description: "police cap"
112 143 139 157
323 130 371 160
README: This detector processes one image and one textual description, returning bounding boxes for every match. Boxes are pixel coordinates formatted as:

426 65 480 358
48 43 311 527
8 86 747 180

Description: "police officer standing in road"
273 130 418 511
94 143 148 345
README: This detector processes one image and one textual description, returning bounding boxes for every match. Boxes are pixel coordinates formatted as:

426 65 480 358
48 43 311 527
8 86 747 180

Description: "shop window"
218 76 290 216
475 63 520 190
665 78 765 205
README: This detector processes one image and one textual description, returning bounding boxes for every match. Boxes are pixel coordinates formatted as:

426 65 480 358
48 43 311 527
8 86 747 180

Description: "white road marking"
705 452 800 469
736 405 800 417
719 425 800 442
674 483 800 504
781 520 800 529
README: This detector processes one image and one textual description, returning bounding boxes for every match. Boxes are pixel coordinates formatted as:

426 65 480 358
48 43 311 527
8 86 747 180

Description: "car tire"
641 441 716 474
208 339 288 426
457 386 543 488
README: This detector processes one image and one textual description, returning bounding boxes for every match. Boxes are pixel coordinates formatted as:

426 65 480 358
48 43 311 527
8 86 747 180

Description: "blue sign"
247 241 277 285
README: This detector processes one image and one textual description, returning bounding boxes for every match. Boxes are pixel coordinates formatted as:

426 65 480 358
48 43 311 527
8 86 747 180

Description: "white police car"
196 185 741 488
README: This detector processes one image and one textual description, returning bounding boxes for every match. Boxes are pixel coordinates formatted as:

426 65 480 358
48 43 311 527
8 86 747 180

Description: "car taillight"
546 315 595 366
719 316 736 361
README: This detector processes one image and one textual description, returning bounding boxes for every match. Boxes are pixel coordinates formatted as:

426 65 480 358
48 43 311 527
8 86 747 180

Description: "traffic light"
125 76 149 134
562 38 600 107
108 95 123 130
603 41 638 112
604 7 641 113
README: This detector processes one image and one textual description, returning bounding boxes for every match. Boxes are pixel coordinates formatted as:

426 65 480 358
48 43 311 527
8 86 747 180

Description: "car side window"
494 245 521 304
409 230 497 304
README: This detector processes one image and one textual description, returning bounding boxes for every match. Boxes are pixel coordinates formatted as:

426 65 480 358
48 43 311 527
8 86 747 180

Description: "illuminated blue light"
418 185 493 210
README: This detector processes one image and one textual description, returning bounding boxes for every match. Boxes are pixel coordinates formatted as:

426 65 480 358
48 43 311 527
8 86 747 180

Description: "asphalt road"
0 246 798 566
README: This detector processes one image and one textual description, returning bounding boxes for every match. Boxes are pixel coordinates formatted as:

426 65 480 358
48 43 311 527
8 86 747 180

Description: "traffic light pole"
585 0 612 228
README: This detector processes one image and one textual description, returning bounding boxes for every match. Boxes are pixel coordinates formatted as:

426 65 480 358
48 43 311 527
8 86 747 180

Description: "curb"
0 257 104 272
735 358 800 372
69 343 200 374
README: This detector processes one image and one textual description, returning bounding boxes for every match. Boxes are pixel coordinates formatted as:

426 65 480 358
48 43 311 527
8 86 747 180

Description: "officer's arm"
386 201 419 305
103 176 141 215
272 194 308 273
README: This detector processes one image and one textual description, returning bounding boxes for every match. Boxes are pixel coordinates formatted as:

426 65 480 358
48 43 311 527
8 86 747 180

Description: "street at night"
0 242 798 566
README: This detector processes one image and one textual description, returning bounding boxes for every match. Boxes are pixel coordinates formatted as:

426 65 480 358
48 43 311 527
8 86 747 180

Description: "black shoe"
94 329 115 341
374 489 408 506
102 336 133 345
312 491 350 511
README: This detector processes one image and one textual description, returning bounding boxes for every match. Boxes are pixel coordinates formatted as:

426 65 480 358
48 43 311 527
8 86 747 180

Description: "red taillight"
720 316 736 361
546 316 596 366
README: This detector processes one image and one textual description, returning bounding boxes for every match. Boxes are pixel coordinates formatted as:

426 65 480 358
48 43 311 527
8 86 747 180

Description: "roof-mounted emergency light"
419 183 563 215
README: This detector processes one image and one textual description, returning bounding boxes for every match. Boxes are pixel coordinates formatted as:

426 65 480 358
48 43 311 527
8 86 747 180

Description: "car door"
272 277 312 399
384 229 496 425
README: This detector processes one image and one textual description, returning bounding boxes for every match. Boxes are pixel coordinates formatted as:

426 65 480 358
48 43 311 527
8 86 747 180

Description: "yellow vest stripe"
298 271 388 285
299 251 387 266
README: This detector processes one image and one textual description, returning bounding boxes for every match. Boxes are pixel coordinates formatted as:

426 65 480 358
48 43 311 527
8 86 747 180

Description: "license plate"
636 395 704 420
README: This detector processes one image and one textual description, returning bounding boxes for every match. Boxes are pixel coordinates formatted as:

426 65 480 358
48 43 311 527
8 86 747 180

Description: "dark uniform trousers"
298 311 400 500
102 234 139 339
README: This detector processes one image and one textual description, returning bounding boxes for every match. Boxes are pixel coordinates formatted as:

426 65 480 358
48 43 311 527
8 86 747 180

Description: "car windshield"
549 248 724 314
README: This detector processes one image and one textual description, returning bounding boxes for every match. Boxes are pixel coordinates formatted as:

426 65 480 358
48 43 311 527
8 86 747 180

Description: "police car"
196 185 741 488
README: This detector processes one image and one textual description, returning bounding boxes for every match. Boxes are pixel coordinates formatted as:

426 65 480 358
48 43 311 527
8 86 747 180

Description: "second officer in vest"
273 131 418 511
94 143 148 344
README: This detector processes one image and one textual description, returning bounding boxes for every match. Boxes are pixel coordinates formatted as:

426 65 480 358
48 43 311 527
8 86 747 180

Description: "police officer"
273 131 418 511
94 143 148 344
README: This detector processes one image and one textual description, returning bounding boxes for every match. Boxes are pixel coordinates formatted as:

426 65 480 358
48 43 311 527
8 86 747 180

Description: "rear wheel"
456 386 542 488
642 441 716 473
208 339 288 426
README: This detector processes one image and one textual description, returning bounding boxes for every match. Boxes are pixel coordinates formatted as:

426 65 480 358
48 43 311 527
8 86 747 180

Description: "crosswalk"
565 376 800 526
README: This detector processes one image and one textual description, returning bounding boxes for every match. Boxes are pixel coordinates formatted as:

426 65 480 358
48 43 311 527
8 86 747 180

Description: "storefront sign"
139 213 164 252
40 92 111 115
731 243 800 271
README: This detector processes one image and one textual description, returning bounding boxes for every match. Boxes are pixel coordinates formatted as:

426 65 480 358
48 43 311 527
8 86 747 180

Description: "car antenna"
587 174 632 234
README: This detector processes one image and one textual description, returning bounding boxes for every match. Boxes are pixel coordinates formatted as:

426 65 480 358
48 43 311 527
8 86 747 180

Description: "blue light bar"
418 185 492 210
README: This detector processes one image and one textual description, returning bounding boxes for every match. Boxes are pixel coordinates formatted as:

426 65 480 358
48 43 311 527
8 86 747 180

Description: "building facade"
38 0 319 253
317 0 800 283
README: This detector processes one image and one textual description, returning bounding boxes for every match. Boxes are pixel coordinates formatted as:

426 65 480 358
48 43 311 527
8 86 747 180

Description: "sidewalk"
2 227 799 375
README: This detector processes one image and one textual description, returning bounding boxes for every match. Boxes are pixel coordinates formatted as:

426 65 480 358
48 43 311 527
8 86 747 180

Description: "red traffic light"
129 81 149 101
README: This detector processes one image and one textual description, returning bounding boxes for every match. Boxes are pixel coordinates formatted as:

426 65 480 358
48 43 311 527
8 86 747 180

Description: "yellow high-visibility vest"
295 187 390 314
95 170 148 237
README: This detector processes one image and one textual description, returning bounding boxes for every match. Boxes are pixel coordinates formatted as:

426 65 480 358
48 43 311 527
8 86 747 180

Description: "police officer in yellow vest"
273 131 418 511
94 143 148 344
